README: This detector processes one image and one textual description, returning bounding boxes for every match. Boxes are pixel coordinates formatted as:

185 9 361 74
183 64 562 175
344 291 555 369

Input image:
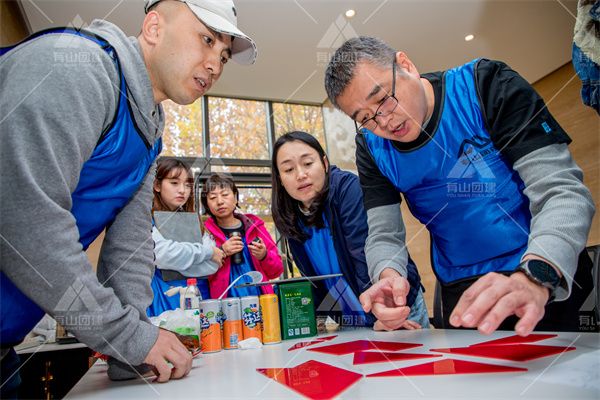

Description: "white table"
66 329 600 399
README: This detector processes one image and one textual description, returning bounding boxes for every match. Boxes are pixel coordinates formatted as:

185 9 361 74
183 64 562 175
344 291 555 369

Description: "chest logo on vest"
447 135 497 198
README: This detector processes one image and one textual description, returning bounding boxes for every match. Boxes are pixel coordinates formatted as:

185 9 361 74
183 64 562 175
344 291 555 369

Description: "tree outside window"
208 97 269 159
161 99 203 157
273 103 326 150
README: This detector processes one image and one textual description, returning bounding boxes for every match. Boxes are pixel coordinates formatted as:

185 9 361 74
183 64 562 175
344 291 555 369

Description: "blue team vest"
302 218 367 325
363 59 530 284
0 28 162 345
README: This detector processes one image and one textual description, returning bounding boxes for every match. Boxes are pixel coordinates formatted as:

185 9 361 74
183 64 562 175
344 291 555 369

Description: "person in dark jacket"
271 131 429 329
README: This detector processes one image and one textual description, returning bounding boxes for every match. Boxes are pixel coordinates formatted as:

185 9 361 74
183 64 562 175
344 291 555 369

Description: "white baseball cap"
145 0 257 65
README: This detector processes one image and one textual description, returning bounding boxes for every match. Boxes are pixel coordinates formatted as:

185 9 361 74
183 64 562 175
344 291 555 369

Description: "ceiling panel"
20 0 578 103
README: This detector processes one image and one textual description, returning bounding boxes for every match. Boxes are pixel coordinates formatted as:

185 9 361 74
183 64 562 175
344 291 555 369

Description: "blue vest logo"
447 135 497 198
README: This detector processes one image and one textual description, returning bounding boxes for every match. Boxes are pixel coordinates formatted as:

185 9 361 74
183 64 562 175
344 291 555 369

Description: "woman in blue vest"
148 158 225 317
271 131 429 329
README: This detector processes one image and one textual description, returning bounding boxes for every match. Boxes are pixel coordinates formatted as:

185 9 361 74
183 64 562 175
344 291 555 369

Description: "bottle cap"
187 278 197 286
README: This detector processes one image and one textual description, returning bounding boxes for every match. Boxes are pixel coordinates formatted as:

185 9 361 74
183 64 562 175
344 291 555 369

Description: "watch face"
527 260 561 287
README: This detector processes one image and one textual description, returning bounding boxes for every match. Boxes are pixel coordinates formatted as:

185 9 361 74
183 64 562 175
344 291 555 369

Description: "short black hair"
324 36 396 109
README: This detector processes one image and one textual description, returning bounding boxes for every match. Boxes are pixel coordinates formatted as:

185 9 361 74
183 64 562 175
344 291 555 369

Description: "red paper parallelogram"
430 344 575 362
257 360 362 399
353 351 442 365
308 340 421 355
366 358 527 377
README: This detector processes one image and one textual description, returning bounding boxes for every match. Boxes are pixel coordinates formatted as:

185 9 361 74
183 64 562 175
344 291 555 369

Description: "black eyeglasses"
354 61 399 134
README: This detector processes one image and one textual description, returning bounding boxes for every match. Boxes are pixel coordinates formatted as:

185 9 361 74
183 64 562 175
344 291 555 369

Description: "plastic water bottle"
182 278 202 319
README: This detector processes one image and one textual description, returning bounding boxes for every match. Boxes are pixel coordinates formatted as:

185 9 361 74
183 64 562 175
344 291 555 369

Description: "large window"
160 96 326 279
161 96 326 162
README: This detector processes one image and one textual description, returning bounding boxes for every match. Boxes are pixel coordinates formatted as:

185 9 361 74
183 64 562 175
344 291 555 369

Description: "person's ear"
153 180 161 192
323 155 330 173
395 51 420 77
141 10 161 46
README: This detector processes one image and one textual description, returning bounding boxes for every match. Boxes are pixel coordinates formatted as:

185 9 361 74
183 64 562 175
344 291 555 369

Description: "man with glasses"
1 0 256 395
324 36 594 336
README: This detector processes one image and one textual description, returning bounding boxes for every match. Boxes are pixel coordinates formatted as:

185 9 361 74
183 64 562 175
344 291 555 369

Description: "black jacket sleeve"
355 134 402 210
474 58 571 165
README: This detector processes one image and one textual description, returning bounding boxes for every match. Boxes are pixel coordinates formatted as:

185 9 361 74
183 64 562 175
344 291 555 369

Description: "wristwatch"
516 259 562 303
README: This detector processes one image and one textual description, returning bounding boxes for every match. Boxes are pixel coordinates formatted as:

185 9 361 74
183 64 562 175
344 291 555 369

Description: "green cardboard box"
277 281 317 340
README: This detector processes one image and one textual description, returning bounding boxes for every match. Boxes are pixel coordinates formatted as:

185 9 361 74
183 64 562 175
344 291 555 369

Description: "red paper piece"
288 335 338 351
366 359 527 377
353 351 441 365
430 344 575 362
318 335 338 341
470 333 557 347
257 360 362 399
308 340 421 355
288 340 327 351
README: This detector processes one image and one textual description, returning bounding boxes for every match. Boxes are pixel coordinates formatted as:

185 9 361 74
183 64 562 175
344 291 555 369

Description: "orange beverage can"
199 300 222 353
260 294 282 344
221 298 243 349
240 296 262 342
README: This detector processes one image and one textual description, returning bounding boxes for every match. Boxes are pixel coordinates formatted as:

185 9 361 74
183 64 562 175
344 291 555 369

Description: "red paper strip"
308 340 421 355
430 344 575 362
257 360 363 400
353 351 441 365
470 334 557 347
366 358 527 377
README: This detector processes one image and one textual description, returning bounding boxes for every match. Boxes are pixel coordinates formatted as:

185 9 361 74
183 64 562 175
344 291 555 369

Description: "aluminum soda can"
259 294 281 344
221 297 243 349
199 299 222 353
240 296 262 342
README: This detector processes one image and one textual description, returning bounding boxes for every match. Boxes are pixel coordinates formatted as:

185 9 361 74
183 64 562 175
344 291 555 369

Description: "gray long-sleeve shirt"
0 20 163 373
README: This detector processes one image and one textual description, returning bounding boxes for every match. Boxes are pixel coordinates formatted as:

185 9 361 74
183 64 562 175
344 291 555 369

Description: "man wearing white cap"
0 0 256 395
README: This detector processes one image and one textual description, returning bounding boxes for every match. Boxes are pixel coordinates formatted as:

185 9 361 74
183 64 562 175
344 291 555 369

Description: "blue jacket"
287 166 422 319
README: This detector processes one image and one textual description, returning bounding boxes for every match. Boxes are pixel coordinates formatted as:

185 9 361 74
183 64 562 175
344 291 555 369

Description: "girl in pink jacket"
201 173 283 298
